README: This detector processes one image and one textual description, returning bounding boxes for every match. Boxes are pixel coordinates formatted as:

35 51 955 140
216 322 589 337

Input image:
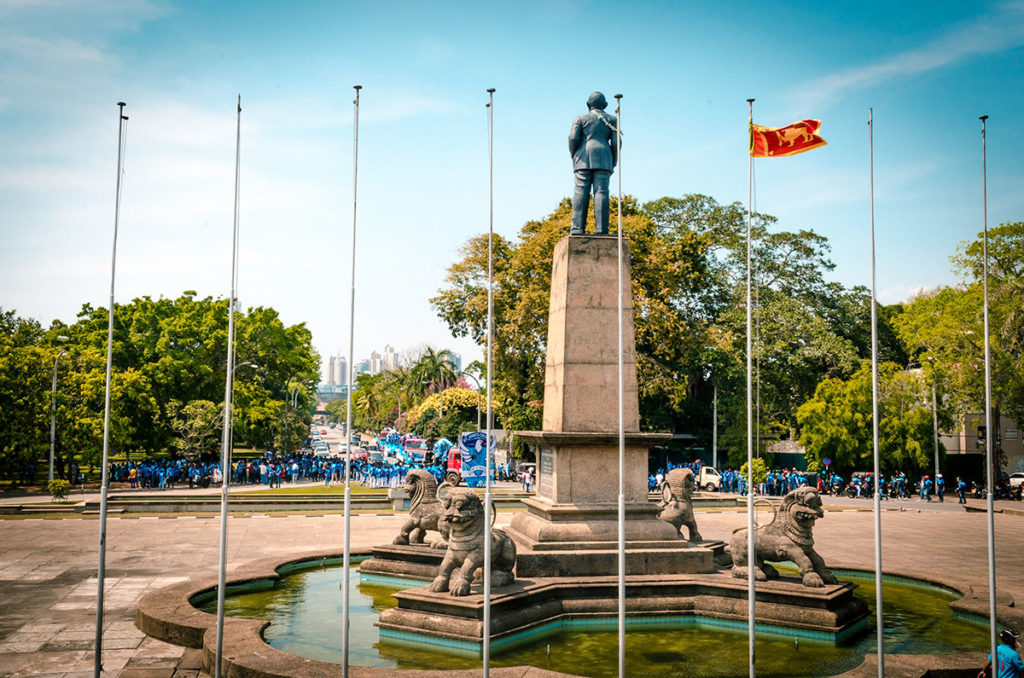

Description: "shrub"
48 479 71 502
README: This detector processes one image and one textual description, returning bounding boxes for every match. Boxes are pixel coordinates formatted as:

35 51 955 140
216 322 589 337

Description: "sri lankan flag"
749 119 827 157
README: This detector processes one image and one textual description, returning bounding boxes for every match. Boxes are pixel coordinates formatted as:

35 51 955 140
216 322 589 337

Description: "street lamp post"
461 372 483 432
49 347 68 483
285 384 299 456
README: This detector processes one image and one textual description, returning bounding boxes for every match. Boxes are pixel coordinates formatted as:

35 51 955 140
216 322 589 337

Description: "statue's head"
587 91 608 111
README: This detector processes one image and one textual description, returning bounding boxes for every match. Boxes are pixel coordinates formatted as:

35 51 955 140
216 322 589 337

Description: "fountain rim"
135 548 1015 678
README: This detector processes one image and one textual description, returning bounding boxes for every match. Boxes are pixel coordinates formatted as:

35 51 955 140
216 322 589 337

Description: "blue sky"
2 1 1022 377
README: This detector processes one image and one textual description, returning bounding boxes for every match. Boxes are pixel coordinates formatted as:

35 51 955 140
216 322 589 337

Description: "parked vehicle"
696 466 722 492
513 462 536 483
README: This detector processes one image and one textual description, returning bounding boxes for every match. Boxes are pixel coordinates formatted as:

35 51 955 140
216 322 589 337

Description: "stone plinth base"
359 544 442 581
376 572 870 656
507 496 715 577
516 431 670 504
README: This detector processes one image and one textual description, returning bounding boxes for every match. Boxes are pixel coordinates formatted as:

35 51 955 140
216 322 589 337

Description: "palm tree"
412 347 458 417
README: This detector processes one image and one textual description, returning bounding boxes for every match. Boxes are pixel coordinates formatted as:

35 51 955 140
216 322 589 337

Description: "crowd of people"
104 445 521 492
643 460 1020 506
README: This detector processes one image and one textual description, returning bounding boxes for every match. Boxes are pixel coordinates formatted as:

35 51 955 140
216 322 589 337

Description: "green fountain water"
198 562 989 677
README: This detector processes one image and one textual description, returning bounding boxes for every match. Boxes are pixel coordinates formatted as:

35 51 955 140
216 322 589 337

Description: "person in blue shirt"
936 474 945 502
978 628 1023 678
957 477 968 504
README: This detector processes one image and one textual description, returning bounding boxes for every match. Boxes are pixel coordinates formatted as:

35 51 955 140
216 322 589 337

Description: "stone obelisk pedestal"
507 235 713 577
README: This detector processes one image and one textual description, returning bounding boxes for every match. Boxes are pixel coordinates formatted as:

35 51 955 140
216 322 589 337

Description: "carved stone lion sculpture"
730 486 838 588
427 487 517 597
392 469 446 547
657 468 702 542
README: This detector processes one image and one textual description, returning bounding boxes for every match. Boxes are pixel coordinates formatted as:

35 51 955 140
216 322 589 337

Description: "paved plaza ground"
0 489 1022 677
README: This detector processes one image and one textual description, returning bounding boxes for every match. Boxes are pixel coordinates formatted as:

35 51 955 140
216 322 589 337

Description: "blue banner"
458 431 494 488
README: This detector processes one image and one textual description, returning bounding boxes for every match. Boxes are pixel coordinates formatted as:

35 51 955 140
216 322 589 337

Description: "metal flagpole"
613 92 625 678
867 108 884 677
745 97 756 678
931 363 940 481
342 84 362 678
712 384 718 470
483 86 495 677
50 350 67 483
94 101 127 678
980 113 998 670
214 95 242 678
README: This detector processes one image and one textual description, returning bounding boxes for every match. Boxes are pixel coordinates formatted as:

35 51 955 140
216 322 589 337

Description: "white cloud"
794 2 1024 109
0 34 106 62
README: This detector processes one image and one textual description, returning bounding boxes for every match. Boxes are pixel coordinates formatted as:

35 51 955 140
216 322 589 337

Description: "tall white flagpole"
980 113 998 670
483 86 495 677
867 108 885 677
214 95 242 678
94 101 127 678
342 84 362 678
613 92 626 678
712 384 718 470
745 98 757 678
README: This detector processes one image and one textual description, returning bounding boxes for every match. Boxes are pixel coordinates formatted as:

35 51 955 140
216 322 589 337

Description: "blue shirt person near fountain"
978 628 1023 678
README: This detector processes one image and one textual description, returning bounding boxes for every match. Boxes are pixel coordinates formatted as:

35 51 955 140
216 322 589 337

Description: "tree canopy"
0 293 319 480
430 195 883 457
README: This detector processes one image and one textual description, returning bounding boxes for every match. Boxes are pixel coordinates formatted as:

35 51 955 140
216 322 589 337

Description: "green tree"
167 400 223 459
0 293 319 479
739 457 768 486
0 310 50 478
410 347 458 414
431 194 861 450
797 362 948 475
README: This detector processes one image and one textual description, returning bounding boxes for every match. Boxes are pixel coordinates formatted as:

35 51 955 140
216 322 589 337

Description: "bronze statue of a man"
569 91 618 236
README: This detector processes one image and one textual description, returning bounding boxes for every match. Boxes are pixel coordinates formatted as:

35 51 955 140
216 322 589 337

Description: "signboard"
538 447 553 496
822 457 832 468
458 432 495 488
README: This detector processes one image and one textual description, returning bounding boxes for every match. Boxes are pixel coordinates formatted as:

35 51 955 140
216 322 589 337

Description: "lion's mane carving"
427 487 517 597
393 469 446 547
657 468 702 542
730 486 837 588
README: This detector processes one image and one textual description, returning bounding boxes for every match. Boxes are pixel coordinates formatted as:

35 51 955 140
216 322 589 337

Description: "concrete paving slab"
0 504 1020 676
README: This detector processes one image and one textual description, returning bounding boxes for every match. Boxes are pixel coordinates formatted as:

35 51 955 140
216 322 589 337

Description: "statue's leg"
428 554 457 593
392 520 413 545
570 171 593 235
592 171 611 235
730 531 748 578
408 526 424 544
451 554 483 596
791 550 824 587
685 520 703 543
809 550 837 584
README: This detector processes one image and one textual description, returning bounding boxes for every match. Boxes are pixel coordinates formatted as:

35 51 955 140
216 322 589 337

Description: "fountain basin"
132 551 995 677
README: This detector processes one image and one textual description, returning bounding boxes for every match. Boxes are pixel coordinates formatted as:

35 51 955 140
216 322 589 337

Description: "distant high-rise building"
370 350 383 374
326 355 347 387
383 344 398 371
327 356 337 386
449 352 462 372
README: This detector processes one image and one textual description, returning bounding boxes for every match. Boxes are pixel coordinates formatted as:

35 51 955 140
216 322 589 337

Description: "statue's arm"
610 122 619 168
568 118 582 156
